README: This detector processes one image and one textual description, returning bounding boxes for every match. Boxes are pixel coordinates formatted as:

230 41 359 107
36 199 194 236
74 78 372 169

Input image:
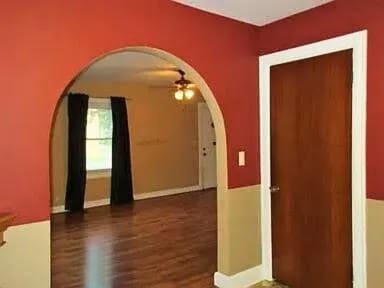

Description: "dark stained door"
270 50 353 288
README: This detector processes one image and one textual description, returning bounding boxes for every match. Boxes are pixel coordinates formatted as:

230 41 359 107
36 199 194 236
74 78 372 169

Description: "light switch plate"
238 151 246 166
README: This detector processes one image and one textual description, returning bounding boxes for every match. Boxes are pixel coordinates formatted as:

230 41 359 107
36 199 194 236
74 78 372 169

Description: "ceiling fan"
139 68 196 100
173 69 195 100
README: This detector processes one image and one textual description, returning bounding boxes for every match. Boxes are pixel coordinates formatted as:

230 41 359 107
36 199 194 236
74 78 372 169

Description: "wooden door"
198 103 217 189
270 50 353 288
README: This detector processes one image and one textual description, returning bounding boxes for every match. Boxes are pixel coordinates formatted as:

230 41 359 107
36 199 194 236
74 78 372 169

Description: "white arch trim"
60 46 230 273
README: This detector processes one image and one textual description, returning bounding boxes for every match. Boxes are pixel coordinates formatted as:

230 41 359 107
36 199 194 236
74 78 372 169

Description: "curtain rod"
65 94 132 101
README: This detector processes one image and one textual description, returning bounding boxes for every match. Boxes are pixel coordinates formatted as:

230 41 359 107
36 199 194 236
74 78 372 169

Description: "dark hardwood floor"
51 189 217 288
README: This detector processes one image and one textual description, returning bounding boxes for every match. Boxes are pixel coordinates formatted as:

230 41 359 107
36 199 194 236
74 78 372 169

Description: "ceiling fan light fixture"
174 70 195 101
175 89 184 101
184 89 194 100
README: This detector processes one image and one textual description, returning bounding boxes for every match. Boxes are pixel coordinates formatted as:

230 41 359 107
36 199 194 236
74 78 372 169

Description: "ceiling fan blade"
135 67 179 74
148 84 176 88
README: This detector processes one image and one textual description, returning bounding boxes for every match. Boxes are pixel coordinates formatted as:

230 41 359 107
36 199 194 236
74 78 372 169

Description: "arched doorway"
50 47 229 285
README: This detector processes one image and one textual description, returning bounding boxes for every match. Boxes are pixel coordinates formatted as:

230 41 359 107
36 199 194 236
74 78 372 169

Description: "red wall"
0 0 260 224
4 0 382 225
259 0 384 200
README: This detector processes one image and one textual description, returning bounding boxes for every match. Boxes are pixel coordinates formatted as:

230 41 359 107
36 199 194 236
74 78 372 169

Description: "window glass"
86 108 113 171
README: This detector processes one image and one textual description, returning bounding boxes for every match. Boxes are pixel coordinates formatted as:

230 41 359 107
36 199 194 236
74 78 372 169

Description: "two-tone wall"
0 0 259 223
0 1 259 287
1 0 384 287
257 0 384 286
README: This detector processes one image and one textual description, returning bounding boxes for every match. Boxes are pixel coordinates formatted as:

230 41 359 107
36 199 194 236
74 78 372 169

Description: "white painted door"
198 103 217 189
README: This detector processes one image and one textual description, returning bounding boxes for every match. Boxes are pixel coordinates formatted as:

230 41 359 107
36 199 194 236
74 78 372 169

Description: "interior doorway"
259 31 367 288
271 50 353 288
50 49 223 287
199 103 217 189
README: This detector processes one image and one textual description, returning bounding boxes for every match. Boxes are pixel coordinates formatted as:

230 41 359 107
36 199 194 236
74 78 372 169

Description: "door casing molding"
259 30 367 288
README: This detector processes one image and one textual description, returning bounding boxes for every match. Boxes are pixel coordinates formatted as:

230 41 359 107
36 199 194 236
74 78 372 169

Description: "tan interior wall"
367 199 384 288
219 188 384 288
0 221 51 288
223 185 262 275
51 82 204 207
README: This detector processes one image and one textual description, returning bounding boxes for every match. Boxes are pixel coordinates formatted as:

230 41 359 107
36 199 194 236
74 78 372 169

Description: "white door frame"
259 30 367 288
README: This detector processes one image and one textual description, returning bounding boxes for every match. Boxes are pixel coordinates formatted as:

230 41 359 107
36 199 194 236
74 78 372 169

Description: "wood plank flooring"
51 189 217 288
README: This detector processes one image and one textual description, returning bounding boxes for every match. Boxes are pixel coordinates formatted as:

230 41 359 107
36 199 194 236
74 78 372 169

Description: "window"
86 99 113 172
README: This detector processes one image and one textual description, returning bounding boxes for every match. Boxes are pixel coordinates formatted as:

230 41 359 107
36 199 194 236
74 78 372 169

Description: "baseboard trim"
214 266 264 288
52 185 204 213
51 198 110 214
134 185 203 200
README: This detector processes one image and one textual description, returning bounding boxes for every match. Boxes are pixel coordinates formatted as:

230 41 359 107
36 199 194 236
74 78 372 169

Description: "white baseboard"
52 198 110 214
52 185 203 213
134 185 203 200
0 221 51 288
214 265 264 288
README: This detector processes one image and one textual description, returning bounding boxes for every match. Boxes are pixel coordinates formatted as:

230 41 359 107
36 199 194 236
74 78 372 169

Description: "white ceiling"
172 0 333 26
77 52 181 86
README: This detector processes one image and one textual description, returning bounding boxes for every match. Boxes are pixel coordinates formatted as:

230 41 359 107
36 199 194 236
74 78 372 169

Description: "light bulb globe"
185 89 194 100
175 90 184 100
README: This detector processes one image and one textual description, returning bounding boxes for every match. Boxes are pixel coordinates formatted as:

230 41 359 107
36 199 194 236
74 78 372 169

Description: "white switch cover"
238 151 246 166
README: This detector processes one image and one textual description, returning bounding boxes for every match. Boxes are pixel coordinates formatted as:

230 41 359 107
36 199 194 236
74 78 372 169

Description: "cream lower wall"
367 199 384 288
218 191 384 288
1 196 382 287
0 221 50 288
222 185 262 275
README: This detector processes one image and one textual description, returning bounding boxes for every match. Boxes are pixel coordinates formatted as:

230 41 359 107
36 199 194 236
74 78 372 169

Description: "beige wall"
224 185 261 275
220 189 384 288
2 191 383 288
221 193 384 288
367 199 384 288
0 221 51 288
51 82 204 207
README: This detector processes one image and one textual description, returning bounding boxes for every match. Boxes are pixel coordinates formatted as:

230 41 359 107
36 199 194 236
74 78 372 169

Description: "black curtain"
110 97 134 205
65 93 89 212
